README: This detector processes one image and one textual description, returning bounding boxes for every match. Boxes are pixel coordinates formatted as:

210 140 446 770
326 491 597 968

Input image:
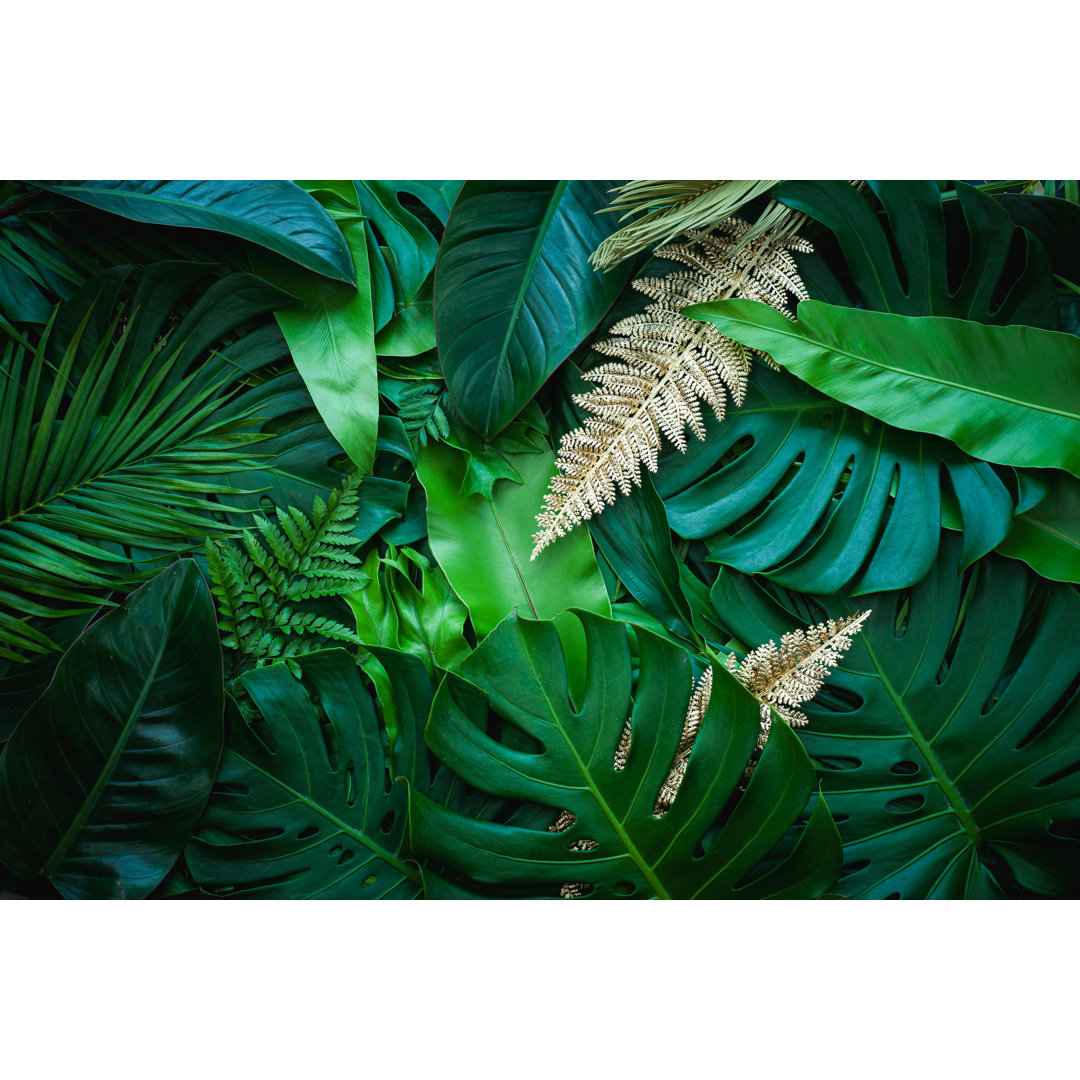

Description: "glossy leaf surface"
434 181 632 438
997 471 1080 583
774 180 1058 327
687 299 1080 478
0 562 223 899
652 363 1014 596
416 441 609 638
714 537 1080 898
410 610 841 899
186 648 431 899
31 180 355 284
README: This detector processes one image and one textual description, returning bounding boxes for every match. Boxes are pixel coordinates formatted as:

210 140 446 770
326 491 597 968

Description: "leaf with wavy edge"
687 299 1080 478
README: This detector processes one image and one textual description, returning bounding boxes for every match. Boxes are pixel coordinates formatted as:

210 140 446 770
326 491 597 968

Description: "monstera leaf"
713 535 1080 899
773 180 1059 328
186 647 434 899
650 362 1014 597
434 181 633 438
408 610 842 899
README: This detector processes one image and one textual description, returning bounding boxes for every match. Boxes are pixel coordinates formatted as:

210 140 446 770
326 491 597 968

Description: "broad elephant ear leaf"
409 610 842 899
713 535 1080 899
434 180 633 438
30 180 355 284
185 647 433 899
0 561 223 899
773 180 1059 328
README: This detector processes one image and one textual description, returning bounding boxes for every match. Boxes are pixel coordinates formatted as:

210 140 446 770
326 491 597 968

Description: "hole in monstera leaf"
728 453 806 537
397 191 446 240
1015 670 1080 750
819 411 834 430
384 764 394 795
832 813 851 823
345 765 357 806
329 844 343 855
692 839 707 860
891 760 920 775
893 595 911 639
612 881 636 897
297 825 319 840
239 826 286 841
381 811 396 833
361 874 378 888
717 434 754 470
1035 760 1080 789
885 892 901 900
1049 819 1080 840
336 849 356 866
839 859 870 878
214 782 250 796
885 794 926 814
813 755 862 771
814 684 864 713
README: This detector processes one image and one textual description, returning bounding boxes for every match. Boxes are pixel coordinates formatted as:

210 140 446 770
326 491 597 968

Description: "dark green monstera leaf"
713 535 1080 899
773 180 1059 328
186 647 433 899
650 363 1014 597
409 610 841 899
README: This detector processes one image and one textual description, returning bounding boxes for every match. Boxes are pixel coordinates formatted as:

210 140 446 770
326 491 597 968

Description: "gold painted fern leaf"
590 180 808 272
532 218 812 559
726 610 872 751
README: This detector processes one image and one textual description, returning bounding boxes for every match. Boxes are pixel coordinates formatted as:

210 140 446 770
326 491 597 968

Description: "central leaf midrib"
495 181 569 372
860 633 982 845
237 755 419 883
522 649 672 899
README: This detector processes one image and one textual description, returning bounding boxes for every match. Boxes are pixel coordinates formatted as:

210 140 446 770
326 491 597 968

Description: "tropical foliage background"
1 178 1078 900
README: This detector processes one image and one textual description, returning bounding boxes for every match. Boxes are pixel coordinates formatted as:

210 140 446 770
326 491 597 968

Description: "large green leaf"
0 266 293 659
997 471 1080 583
416 440 609 638
186 648 431 899
773 180 1059 328
650 362 1014 597
713 536 1080 898
434 181 633 438
409 610 841 899
258 211 379 478
30 181 355 284
687 299 1080 478
0 561 223 899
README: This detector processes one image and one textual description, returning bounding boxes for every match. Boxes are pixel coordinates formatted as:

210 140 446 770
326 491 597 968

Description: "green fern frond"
382 377 451 447
205 473 370 677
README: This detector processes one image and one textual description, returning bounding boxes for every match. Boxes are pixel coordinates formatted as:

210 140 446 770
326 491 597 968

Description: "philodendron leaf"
31 180 355 284
186 648 433 899
686 298 1080 478
434 181 633 438
416 440 609 639
409 610 842 899
0 561 223 899
996 471 1080 583
713 535 1080 899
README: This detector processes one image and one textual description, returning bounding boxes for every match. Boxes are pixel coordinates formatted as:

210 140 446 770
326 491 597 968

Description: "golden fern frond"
653 667 713 817
590 180 808 271
532 218 812 559
726 610 872 751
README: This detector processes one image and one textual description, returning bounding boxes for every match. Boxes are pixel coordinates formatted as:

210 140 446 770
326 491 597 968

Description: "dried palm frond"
590 180 808 272
726 610 872 752
532 217 812 559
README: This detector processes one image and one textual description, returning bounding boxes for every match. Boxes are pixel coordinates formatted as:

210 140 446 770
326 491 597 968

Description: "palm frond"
0 278 282 662
533 218 812 558
590 180 807 271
